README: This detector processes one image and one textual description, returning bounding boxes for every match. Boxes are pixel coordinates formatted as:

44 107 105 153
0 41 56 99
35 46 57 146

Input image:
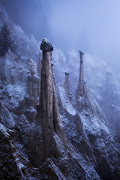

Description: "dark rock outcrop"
40 38 53 51
39 158 66 180
0 123 21 180
0 123 42 180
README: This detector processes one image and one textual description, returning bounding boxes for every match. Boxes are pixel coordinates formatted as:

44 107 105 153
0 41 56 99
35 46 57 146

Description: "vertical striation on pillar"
64 72 70 94
38 38 67 164
78 51 84 97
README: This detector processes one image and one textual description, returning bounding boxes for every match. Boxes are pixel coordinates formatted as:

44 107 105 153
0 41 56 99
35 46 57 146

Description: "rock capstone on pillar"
38 39 68 174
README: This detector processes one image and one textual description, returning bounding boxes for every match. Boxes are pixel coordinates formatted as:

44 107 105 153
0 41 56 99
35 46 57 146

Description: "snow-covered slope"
58 83 120 179
52 49 120 131
0 2 40 61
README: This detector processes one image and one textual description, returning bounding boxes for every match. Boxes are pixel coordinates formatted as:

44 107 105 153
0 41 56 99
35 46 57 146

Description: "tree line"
0 24 16 57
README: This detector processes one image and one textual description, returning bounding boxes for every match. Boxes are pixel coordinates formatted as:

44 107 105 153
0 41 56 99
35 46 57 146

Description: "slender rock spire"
38 38 66 163
64 72 70 94
78 51 84 97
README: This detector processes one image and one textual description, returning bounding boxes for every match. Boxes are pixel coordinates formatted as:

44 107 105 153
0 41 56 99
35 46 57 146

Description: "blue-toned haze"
1 0 120 70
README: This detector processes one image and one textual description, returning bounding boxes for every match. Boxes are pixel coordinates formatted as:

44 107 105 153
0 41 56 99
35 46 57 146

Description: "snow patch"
58 86 76 115
0 123 10 138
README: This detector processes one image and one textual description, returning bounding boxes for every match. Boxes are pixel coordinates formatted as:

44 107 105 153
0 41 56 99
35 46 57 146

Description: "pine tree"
0 24 16 57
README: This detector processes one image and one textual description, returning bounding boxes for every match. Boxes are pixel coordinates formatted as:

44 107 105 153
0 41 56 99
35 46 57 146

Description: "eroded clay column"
64 72 70 94
78 51 84 97
39 38 66 162
39 39 54 160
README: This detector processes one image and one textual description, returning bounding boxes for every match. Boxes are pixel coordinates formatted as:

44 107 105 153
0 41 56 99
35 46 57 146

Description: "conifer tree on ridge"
0 23 16 56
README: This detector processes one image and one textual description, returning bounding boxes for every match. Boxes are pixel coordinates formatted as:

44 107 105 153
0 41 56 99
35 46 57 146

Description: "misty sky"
1 0 120 68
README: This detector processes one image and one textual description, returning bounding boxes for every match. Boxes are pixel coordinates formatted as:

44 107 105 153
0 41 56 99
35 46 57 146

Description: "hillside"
0 4 120 180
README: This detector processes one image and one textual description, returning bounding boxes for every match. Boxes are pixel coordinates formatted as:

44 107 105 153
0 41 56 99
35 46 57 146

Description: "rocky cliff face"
57 54 120 179
0 4 120 180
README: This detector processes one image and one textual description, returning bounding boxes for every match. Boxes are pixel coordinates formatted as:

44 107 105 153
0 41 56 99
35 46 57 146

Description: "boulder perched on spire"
40 38 53 51
36 39 69 176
